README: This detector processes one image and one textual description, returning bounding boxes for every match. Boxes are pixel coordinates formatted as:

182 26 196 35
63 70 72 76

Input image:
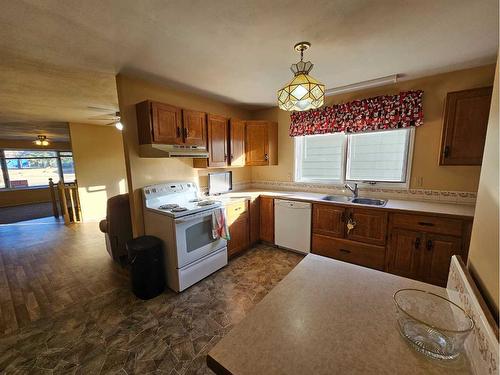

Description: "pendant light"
33 135 50 146
277 42 325 112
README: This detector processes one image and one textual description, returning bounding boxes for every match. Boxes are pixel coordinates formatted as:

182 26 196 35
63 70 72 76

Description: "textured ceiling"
0 0 498 125
0 122 70 142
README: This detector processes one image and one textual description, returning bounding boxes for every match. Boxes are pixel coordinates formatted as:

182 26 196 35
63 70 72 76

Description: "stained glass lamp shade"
277 42 325 112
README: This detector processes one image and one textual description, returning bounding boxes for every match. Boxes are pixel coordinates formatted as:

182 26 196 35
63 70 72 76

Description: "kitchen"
0 1 498 374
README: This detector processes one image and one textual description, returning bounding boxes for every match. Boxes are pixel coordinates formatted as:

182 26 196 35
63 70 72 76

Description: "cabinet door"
229 119 246 166
182 110 206 146
387 228 422 280
207 114 228 167
249 197 260 245
440 86 492 165
259 197 274 243
151 102 183 144
422 234 462 287
245 121 269 166
228 214 250 257
346 208 388 246
312 204 345 238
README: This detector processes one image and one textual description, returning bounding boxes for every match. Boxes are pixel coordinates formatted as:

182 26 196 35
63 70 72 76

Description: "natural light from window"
295 128 412 185
0 150 75 189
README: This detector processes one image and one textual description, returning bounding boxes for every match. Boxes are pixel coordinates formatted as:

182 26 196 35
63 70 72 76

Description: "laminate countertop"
207 254 472 375
214 190 475 218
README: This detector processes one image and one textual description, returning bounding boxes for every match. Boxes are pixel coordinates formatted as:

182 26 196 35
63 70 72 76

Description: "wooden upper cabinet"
229 119 246 167
207 114 228 167
245 121 278 166
259 197 274 243
346 208 388 246
312 204 345 238
182 109 207 146
136 101 183 145
440 86 493 165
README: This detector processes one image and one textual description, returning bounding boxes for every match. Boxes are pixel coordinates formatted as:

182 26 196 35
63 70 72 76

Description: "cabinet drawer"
227 201 248 224
311 234 386 271
391 213 463 237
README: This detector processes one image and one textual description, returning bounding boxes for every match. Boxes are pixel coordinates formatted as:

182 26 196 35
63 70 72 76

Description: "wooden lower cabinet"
259 197 274 243
346 208 388 246
386 228 422 280
311 234 385 271
312 204 345 238
387 213 469 287
249 197 260 245
226 201 250 258
421 233 462 286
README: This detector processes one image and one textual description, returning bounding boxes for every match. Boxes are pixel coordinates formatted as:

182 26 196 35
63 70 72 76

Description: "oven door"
174 208 227 268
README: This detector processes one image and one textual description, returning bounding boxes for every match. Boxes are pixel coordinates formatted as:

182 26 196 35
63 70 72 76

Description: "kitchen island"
207 254 471 374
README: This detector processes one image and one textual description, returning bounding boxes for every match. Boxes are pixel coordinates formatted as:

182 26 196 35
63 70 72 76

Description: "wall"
251 64 496 192
69 123 128 222
116 74 252 236
0 138 72 207
467 61 499 313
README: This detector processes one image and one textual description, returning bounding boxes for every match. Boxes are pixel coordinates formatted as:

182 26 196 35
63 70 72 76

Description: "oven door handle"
175 208 223 223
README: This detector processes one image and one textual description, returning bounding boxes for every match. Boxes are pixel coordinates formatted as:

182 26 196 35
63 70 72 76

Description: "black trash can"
126 236 165 300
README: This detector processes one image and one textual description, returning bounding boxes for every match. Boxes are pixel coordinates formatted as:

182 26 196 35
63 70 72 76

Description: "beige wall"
0 138 71 207
251 65 496 192
467 61 499 313
116 74 252 236
69 123 128 222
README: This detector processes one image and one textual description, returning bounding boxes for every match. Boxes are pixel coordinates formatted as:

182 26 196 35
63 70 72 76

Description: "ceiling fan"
87 106 123 130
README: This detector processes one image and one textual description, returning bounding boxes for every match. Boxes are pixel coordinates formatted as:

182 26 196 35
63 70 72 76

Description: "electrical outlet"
416 176 423 187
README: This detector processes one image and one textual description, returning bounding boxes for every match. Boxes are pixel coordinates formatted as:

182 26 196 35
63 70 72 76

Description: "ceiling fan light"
33 135 49 146
115 121 124 131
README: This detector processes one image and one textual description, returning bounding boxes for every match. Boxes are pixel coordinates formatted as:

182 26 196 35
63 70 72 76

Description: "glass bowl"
393 289 474 360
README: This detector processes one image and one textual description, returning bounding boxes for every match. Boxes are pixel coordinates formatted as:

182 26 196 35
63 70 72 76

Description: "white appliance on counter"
274 199 311 254
142 182 227 292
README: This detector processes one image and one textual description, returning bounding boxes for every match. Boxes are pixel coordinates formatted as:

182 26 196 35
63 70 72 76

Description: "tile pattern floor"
0 219 303 374
0 218 129 334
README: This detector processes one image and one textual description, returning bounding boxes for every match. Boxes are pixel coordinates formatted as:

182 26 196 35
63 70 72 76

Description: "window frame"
293 133 347 184
0 149 75 190
294 128 415 188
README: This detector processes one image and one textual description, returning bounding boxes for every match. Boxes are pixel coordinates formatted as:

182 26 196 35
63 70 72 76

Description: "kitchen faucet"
344 183 359 199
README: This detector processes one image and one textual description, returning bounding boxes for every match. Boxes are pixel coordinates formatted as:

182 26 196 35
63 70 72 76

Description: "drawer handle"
426 239 433 251
418 222 435 227
339 249 351 254
234 207 241 211
414 237 421 249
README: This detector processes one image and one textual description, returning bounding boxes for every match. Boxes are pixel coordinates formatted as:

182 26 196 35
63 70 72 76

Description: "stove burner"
158 203 179 210
198 200 216 207
171 207 188 212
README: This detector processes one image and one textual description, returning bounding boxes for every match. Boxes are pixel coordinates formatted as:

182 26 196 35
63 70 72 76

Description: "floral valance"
289 90 424 137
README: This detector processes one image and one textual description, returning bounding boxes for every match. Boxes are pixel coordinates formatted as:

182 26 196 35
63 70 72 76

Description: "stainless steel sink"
351 198 387 206
322 195 351 202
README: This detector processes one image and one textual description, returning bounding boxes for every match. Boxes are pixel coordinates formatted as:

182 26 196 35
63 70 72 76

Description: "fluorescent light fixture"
115 121 124 131
325 74 398 96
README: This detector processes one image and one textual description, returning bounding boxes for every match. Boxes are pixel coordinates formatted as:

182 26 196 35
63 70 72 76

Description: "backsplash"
447 256 498 375
250 180 477 205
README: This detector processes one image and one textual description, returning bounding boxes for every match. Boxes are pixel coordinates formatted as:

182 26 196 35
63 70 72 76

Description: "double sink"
322 195 387 207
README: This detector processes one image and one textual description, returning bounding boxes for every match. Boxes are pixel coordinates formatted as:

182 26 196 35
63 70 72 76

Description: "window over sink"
294 128 414 187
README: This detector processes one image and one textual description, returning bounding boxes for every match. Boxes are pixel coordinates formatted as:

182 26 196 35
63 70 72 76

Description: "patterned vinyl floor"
0 219 303 374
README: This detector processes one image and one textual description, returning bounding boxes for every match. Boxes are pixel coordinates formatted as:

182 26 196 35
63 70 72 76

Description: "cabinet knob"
264 153 269 161
444 146 450 158
426 239 433 251
176 127 181 138
414 237 421 249
183 127 188 138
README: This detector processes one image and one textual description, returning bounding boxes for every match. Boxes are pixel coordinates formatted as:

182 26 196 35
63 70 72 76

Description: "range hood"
139 144 209 158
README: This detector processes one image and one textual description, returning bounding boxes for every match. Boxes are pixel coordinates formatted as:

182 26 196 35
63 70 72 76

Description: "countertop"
207 254 472 375
213 190 475 218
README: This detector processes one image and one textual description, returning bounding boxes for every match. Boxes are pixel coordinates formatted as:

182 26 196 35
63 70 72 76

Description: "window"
295 133 345 182
295 128 413 186
0 150 75 189
346 129 411 183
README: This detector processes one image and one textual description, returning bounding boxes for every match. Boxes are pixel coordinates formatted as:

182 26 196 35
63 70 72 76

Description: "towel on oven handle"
212 208 230 240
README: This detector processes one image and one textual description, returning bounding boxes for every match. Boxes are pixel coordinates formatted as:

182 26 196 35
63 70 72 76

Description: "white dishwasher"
274 199 311 254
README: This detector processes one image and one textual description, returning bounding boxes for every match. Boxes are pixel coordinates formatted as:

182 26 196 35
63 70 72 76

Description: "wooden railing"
49 178 82 224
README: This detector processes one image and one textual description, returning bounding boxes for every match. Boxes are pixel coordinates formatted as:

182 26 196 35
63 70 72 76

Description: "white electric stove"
143 182 227 292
